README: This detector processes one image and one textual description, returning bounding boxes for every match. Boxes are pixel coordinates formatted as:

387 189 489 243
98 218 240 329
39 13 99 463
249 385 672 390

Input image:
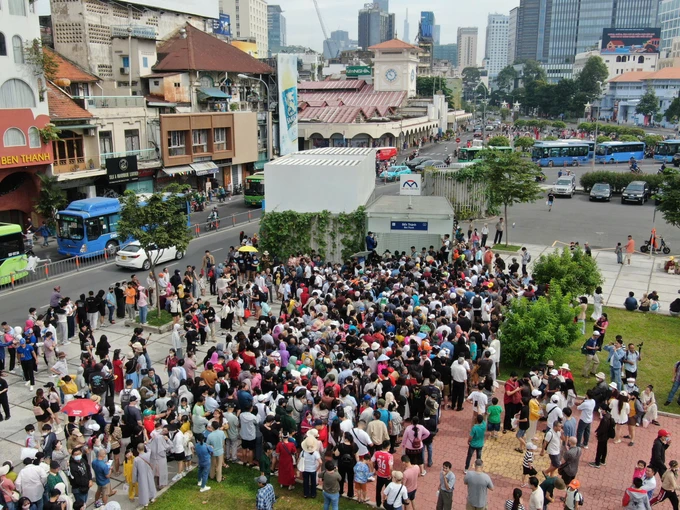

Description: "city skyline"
35 0 518 61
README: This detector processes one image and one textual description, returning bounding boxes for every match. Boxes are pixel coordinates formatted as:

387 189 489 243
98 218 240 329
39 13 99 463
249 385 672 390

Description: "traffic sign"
456 137 461 143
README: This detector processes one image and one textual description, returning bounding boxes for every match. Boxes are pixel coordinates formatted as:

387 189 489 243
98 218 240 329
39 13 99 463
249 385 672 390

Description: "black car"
405 156 430 170
673 153 680 167
621 181 650 204
589 183 612 201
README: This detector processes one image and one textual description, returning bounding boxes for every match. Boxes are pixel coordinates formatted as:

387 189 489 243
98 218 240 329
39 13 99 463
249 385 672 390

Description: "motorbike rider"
208 207 219 228
445 154 452 166
629 156 640 172
658 163 667 174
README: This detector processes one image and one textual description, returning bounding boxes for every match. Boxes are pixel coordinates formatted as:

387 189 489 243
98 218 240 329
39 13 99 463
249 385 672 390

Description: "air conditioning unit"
120 67 130 75
83 128 95 136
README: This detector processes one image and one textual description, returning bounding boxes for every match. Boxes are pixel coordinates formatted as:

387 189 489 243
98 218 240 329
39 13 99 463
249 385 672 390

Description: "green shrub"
532 247 604 296
526 120 539 127
544 135 558 141
579 171 664 193
596 135 611 143
514 119 527 128
552 121 567 129
514 136 535 152
645 134 664 149
488 135 511 147
619 135 640 142
578 122 594 132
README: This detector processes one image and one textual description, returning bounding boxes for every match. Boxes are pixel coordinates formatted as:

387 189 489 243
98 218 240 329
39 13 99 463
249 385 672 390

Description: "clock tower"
368 39 420 98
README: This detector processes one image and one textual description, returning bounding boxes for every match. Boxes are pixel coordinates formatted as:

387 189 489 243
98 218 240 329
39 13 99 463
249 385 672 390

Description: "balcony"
53 157 88 174
100 148 160 168
75 96 146 109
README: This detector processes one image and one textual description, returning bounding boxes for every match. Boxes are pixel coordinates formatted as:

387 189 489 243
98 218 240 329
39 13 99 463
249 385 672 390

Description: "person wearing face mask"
650 430 673 477
68 447 93 505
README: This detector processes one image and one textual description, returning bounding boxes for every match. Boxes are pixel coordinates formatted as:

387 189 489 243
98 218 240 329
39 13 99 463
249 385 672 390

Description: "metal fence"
1 209 263 293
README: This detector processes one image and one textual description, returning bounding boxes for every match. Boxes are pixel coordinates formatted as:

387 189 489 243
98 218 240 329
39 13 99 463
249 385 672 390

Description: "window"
168 130 186 156
3 127 25 146
52 130 84 165
142 56 148 68
99 131 113 154
85 216 107 241
0 33 6 56
124 129 140 152
122 56 129 68
199 75 213 88
27 126 40 148
153 80 160 86
0 78 35 108
12 35 23 63
174 82 180 88
214 128 226 151
0 232 25 261
192 129 208 153
9 0 25 15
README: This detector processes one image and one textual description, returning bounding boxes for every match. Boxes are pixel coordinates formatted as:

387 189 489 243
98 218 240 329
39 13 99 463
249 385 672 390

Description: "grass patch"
492 244 522 252
137 309 173 327
499 306 680 404
149 464 371 510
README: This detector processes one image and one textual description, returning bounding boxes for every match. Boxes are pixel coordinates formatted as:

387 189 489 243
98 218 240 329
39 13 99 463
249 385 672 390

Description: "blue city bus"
56 195 190 257
531 141 590 167
595 141 645 164
564 139 595 159
653 139 680 163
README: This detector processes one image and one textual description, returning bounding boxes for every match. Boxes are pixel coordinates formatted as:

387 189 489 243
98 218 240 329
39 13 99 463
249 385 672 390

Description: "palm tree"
34 173 67 228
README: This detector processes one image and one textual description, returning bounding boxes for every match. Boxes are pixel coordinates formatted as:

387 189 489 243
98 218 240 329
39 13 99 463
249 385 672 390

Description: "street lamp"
586 80 603 172
238 73 271 161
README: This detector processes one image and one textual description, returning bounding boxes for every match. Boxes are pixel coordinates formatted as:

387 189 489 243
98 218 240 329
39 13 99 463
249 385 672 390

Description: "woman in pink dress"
112 349 125 394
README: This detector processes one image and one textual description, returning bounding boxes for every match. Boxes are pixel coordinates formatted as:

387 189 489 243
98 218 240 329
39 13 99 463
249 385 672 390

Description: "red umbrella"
61 399 101 417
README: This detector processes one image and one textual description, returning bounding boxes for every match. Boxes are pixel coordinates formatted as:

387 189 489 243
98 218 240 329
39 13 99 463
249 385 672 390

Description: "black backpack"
607 416 617 439
120 389 132 411
472 296 482 309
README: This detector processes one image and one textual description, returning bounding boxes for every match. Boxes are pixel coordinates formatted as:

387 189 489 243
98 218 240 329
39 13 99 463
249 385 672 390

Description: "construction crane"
312 0 339 58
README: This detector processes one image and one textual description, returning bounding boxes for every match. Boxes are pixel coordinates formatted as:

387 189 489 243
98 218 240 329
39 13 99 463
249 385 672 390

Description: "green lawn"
137 309 173 327
500 306 680 406
492 244 522 252
149 464 371 510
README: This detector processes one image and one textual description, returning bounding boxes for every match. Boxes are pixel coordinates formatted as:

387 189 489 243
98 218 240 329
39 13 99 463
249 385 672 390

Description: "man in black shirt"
477 351 494 379
203 301 216 342
457 311 471 333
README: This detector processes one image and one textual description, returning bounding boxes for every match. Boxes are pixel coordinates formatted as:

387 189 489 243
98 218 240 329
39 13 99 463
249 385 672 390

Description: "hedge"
579 171 664 193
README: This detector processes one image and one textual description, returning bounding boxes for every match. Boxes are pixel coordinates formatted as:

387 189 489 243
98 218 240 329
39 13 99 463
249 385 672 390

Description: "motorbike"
629 163 642 174
206 218 220 231
641 236 671 255
658 164 668 174
233 184 243 195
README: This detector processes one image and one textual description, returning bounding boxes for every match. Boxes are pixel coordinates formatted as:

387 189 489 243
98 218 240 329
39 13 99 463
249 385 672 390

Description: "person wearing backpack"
521 247 532 274
402 417 430 476
588 403 615 468
333 431 358 499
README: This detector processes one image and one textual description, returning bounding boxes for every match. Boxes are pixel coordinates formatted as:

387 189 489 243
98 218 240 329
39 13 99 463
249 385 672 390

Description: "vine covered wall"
259 207 367 262
422 167 494 219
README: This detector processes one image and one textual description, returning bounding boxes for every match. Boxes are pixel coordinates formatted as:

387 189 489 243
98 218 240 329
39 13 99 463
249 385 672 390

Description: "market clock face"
411 69 416 82
385 68 398 82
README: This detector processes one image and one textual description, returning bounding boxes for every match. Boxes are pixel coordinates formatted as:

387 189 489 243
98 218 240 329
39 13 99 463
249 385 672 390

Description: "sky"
35 0 520 62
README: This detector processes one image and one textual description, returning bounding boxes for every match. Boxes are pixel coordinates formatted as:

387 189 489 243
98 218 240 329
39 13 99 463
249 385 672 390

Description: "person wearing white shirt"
528 477 544 510
16 461 48 506
467 385 488 423
451 357 469 411
576 393 595 448
350 421 373 457
540 421 563 478
489 337 501 374
641 465 657 499
545 396 564 431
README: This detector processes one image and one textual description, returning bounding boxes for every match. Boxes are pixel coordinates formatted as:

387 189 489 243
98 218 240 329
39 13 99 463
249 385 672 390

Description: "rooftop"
268 147 375 166
47 83 93 121
365 195 455 217
368 39 422 52
155 24 273 74
267 157 361 167
295 147 374 156
609 68 680 82
45 47 99 83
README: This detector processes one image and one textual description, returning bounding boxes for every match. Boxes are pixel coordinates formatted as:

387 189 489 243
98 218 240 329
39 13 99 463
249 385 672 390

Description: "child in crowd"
24 424 37 449
633 460 647 481
521 442 538 487
486 397 503 440
123 448 138 501
353 454 373 504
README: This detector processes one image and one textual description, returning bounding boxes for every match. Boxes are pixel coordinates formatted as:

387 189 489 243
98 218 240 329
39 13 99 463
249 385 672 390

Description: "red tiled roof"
45 47 99 83
368 39 421 51
298 80 367 91
47 83 93 120
609 71 656 82
154 24 273 74
299 85 407 108
298 105 396 123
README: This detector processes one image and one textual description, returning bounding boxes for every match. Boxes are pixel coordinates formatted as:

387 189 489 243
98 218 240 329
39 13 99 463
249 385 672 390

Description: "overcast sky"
35 0 520 62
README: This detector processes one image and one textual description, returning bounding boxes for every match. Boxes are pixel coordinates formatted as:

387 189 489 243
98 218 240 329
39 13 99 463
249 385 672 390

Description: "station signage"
346 66 372 78
391 221 428 231
107 156 139 184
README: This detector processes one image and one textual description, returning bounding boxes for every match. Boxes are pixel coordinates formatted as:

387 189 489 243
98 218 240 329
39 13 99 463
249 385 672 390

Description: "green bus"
244 171 265 206
0 223 28 285
458 146 513 163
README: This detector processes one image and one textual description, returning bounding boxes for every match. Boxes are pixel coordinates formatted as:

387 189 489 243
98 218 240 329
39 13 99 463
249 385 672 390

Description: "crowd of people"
0 230 677 510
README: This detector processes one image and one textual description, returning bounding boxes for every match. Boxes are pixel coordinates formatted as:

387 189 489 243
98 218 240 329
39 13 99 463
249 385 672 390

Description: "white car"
553 175 576 197
115 241 184 270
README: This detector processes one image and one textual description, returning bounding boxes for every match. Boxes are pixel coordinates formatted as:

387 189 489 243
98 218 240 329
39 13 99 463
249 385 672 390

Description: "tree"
416 76 455 107
487 135 511 147
552 121 567 129
657 172 680 228
514 136 535 152
479 151 543 246
496 65 519 93
636 86 660 118
520 59 547 87
34 174 67 228
117 184 193 318
618 135 639 142
596 135 611 143
644 134 664 149
575 56 608 102
500 108 510 121
665 97 680 122
531 246 604 296
462 67 482 100
499 284 580 368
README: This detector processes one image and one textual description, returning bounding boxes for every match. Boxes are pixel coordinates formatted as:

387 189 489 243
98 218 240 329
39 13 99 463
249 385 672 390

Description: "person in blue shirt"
624 292 638 311
92 448 113 505
195 435 213 492
206 421 227 483
582 331 601 378
17 338 36 390
366 232 377 252
603 338 626 390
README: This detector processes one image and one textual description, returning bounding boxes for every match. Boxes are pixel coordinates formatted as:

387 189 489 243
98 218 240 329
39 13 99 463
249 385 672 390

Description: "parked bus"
595 141 645 164
56 194 190 257
458 146 513 163
563 139 595 159
654 139 680 163
531 141 590 167
244 171 265 206
0 223 27 285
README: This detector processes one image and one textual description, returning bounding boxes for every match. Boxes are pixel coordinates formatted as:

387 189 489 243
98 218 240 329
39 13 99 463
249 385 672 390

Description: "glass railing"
99 148 158 167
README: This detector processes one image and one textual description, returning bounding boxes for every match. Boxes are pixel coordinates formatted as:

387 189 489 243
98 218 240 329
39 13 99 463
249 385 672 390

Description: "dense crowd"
0 232 675 510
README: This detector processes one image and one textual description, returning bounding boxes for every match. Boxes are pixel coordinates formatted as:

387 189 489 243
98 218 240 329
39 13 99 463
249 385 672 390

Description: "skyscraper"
515 0 549 62
434 25 441 45
358 4 395 50
434 43 458 66
661 0 680 53
508 7 519 65
457 27 479 70
375 0 389 12
485 14 509 78
267 5 286 55
420 11 435 41
404 8 410 42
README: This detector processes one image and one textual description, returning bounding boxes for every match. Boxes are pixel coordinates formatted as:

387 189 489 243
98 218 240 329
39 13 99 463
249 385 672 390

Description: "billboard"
601 28 660 54
120 0 218 18
346 66 372 78
212 14 231 37
106 156 139 185
277 54 298 157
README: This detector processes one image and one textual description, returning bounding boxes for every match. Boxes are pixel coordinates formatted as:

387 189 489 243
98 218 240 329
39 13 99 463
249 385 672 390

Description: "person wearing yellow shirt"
57 375 78 402
527 389 542 445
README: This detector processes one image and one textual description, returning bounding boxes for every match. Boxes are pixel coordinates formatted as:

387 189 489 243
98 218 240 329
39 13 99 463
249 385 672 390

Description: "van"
553 174 576 197
376 147 398 161
471 139 484 148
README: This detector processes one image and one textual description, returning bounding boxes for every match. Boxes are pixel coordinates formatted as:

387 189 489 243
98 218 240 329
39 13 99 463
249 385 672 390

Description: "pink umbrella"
61 398 101 417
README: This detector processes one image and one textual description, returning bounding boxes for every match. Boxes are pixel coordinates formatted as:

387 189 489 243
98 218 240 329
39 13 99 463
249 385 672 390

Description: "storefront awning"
191 161 219 176
162 165 194 176
56 168 107 181
197 88 231 100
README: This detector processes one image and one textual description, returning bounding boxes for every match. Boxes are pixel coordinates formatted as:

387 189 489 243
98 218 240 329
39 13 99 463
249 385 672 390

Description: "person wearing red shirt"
226 358 241 386
503 372 523 433
372 441 394 508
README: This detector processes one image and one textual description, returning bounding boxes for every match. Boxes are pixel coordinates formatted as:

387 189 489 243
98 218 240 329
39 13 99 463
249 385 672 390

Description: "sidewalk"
494 242 679 311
